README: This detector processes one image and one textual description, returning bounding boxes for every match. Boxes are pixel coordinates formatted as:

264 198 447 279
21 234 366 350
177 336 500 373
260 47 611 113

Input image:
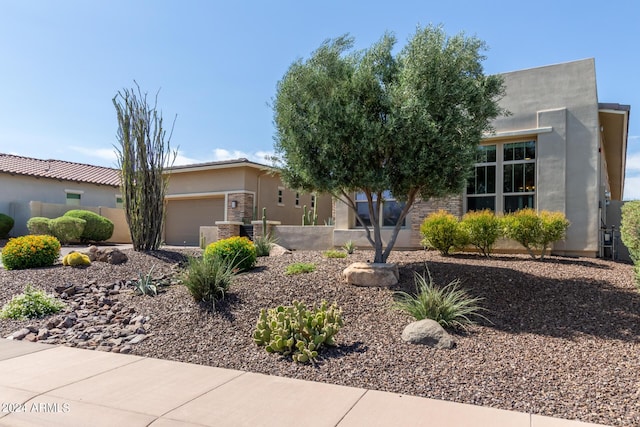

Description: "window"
115 196 124 209
354 191 406 227
295 192 300 207
466 140 535 213
277 187 284 205
65 190 83 206
310 194 316 209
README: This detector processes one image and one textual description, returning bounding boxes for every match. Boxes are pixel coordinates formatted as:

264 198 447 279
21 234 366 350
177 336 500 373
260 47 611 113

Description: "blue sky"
1 1 639 198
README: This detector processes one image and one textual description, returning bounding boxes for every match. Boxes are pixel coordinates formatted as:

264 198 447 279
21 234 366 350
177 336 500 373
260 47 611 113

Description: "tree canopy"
273 25 506 263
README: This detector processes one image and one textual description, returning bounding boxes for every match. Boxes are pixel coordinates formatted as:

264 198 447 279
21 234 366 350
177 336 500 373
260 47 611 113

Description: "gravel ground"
0 243 639 426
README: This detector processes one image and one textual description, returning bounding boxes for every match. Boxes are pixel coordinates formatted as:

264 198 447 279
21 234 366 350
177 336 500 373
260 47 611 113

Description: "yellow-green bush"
204 236 256 272
460 209 502 257
62 252 91 267
420 210 467 256
26 217 51 235
49 216 86 244
63 210 114 242
502 208 569 260
1 235 60 270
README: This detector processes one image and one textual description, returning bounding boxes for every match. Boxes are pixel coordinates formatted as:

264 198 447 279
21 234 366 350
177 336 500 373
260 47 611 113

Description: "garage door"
165 198 224 245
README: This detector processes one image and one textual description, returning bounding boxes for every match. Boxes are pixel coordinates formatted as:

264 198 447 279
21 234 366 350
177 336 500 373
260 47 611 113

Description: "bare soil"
0 243 638 426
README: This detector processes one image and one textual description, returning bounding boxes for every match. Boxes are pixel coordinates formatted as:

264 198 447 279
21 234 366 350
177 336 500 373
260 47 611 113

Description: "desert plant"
133 265 160 296
0 285 65 320
0 213 14 238
620 201 640 288
342 240 356 254
254 233 278 257
49 216 86 244
537 211 570 259
285 262 316 275
393 267 488 329
460 209 501 257
1 235 60 270
182 256 236 309
253 300 343 363
323 250 347 259
420 210 468 256
204 236 256 272
27 217 51 235
502 209 569 260
62 252 91 267
63 210 114 242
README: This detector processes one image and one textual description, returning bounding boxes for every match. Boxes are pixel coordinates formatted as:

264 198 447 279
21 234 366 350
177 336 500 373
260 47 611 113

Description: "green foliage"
302 204 317 226
272 26 506 263
420 210 468 256
342 240 356 254
27 217 51 235
323 250 347 259
502 209 570 260
254 233 278 257
393 268 487 329
133 265 159 296
49 216 86 244
0 285 65 320
1 235 60 270
113 82 177 251
182 256 236 309
460 210 501 257
253 300 343 363
621 201 640 262
63 210 114 242
285 262 316 275
62 252 91 267
204 236 257 272
0 213 14 238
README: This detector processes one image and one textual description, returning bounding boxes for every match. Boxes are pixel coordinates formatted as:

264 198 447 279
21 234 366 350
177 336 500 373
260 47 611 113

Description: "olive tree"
113 83 177 251
273 25 506 263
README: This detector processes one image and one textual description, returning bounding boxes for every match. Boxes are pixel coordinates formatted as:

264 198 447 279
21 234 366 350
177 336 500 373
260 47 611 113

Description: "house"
333 58 630 258
163 158 333 245
0 153 128 240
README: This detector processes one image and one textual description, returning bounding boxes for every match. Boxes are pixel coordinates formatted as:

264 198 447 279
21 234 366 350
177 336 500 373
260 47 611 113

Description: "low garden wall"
272 225 334 251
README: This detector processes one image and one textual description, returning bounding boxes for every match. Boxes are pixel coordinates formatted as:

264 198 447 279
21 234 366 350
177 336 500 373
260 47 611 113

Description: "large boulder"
401 319 455 349
342 262 399 287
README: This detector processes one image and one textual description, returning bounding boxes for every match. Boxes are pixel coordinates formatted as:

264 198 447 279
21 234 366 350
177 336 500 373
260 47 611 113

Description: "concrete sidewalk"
0 340 608 427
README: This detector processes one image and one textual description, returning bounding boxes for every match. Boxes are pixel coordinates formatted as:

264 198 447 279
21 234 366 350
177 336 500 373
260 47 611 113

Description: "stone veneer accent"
227 192 254 223
409 195 463 247
251 220 281 239
215 221 243 240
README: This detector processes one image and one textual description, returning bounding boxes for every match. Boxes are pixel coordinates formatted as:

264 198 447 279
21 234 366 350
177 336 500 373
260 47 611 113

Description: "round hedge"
27 217 51 235
1 235 61 270
63 210 114 242
0 213 14 238
204 236 257 272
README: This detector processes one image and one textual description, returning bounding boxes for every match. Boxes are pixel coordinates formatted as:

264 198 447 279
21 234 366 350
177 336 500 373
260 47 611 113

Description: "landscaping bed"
0 246 638 426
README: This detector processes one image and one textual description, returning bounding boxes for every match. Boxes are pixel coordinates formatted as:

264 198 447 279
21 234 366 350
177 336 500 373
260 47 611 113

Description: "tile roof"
0 153 121 187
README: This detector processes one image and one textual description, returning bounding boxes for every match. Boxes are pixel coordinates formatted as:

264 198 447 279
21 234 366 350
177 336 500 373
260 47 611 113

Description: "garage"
165 197 224 245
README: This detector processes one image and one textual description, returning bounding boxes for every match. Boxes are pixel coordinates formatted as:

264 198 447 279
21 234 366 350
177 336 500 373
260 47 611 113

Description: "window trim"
65 189 83 206
277 187 285 206
294 192 301 208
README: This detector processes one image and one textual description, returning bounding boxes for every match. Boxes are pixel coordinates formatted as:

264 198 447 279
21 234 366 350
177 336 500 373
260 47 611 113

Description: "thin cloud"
624 176 640 201
212 148 273 165
69 146 118 164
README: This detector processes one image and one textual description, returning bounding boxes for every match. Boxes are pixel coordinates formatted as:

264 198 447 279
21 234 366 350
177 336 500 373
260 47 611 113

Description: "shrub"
27 217 51 235
0 213 14 238
420 210 468 256
63 210 114 242
254 233 278 257
49 216 86 244
253 300 343 363
502 208 569 260
393 268 488 329
342 240 356 254
323 250 347 259
182 256 236 309
204 236 256 272
0 285 65 320
621 201 640 289
62 252 91 267
460 210 501 257
285 262 316 275
1 235 60 270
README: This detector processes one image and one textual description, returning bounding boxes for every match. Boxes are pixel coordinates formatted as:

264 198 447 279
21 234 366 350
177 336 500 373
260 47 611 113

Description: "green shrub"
393 268 488 329
0 213 14 238
49 216 86 244
62 252 91 267
285 262 316 275
253 300 343 363
63 210 114 242
342 240 356 254
323 250 347 259
0 285 65 320
620 201 640 289
254 233 278 257
182 256 236 309
460 209 501 257
204 236 257 272
502 208 569 260
1 235 61 270
420 210 468 256
27 217 51 235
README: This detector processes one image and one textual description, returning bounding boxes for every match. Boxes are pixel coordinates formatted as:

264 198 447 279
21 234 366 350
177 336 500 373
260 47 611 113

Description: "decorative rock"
343 262 399 287
9 328 32 340
401 319 456 349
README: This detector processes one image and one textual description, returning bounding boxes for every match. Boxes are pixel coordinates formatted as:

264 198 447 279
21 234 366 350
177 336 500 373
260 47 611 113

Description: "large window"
355 191 405 227
466 140 536 213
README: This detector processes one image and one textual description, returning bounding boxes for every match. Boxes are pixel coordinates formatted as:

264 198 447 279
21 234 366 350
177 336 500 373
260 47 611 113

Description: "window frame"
64 189 83 206
354 191 406 228
277 187 284 206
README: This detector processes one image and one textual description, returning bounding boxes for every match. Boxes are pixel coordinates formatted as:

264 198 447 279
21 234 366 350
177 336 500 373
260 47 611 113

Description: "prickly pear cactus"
253 300 343 363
